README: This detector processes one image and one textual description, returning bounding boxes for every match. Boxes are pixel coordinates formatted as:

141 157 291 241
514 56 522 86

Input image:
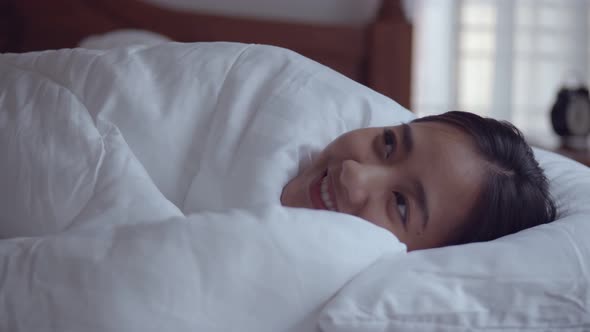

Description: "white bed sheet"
0 42 409 331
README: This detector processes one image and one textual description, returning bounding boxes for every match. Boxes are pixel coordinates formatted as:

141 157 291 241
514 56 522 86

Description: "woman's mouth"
310 171 338 211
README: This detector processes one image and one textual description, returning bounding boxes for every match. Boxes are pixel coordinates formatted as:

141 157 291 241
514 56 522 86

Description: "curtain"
411 0 590 146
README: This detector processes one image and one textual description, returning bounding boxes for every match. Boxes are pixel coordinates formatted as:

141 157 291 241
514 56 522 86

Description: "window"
413 0 590 146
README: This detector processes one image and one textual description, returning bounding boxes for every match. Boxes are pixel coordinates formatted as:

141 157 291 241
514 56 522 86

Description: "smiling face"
280 122 486 251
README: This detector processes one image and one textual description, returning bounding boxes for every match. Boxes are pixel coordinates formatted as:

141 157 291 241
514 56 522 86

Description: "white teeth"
320 176 336 211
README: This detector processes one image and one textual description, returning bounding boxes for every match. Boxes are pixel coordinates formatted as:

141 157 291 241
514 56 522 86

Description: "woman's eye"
383 129 396 159
394 192 408 224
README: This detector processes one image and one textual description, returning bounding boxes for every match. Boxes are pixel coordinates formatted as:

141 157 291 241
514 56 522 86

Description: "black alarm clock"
550 85 590 150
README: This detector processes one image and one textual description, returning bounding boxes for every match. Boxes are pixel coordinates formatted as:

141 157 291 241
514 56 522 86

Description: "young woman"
281 111 556 251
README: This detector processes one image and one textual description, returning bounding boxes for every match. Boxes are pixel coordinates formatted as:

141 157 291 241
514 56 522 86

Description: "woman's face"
280 121 486 251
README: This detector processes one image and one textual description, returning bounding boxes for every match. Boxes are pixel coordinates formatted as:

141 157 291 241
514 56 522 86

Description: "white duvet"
0 42 410 331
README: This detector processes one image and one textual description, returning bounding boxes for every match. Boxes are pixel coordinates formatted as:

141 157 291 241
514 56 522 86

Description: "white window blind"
412 0 590 146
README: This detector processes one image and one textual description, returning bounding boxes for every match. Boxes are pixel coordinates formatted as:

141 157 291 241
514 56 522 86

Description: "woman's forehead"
407 122 484 229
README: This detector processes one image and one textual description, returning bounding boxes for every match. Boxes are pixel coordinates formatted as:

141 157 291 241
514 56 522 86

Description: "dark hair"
412 111 557 245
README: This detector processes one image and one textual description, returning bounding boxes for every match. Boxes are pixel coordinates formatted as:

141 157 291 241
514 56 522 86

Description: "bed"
1 2 589 332
1 0 412 108
1 39 589 332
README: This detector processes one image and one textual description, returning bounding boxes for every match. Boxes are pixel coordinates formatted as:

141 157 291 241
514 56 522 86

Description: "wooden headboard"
1 0 412 108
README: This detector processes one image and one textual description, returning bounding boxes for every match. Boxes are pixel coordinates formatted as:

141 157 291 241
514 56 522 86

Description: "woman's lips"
309 172 327 210
309 170 338 211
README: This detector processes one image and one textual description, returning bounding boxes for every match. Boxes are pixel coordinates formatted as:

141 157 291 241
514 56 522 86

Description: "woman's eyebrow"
413 179 430 228
401 123 414 155
403 124 429 228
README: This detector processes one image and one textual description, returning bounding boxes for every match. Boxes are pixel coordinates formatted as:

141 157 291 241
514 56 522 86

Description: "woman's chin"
280 177 313 209
279 181 300 208
279 185 290 206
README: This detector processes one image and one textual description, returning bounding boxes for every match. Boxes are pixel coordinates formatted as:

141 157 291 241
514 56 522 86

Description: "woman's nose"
339 159 384 209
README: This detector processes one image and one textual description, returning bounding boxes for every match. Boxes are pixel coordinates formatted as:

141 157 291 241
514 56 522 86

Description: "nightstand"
528 136 590 167
549 146 590 166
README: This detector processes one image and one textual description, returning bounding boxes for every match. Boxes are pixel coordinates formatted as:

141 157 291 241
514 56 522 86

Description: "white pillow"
319 150 590 331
